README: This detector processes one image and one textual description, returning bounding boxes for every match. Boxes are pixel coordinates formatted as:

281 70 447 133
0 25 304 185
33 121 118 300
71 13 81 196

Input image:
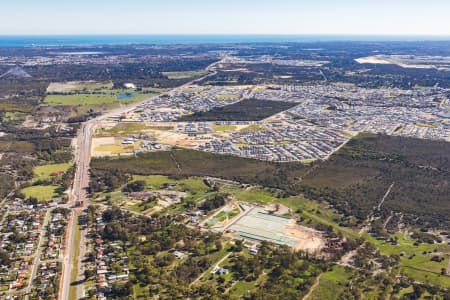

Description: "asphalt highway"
58 58 221 299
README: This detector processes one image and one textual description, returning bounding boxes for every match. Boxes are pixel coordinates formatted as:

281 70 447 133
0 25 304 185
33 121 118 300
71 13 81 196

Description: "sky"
1 0 450 36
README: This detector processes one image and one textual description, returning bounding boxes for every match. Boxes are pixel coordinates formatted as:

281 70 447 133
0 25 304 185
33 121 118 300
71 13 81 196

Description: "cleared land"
355 55 449 69
47 81 113 93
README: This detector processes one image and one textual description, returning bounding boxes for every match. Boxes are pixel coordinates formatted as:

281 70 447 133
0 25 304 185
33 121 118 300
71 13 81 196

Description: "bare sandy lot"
267 203 291 215
151 130 207 148
47 81 112 93
355 56 435 69
21 115 40 128
285 222 326 252
91 137 116 157
355 56 392 65
47 81 87 93
274 75 293 79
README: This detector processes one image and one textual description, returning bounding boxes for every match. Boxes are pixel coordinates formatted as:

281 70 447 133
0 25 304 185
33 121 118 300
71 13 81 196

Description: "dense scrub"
178 99 297 122
90 149 308 193
300 134 450 228
0 173 14 199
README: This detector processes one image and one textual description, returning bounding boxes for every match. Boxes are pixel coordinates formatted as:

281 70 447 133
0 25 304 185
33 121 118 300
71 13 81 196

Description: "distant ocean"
0 35 449 47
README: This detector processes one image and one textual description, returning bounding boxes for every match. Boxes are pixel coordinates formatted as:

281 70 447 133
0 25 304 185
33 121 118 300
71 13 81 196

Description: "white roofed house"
124 83 136 89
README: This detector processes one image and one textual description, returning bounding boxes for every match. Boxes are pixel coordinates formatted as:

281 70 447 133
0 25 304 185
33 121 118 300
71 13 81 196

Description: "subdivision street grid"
92 82 450 162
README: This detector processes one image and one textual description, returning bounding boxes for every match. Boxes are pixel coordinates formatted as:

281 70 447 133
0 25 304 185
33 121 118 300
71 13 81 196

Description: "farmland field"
44 92 151 106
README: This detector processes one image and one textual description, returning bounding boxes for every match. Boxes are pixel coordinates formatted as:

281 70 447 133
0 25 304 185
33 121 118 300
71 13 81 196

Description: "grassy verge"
68 213 81 300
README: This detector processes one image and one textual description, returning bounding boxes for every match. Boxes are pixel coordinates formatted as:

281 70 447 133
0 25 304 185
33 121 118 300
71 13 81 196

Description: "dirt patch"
46 81 86 93
284 221 326 252
47 81 112 93
152 131 207 148
266 203 291 215
355 56 435 69
355 56 392 65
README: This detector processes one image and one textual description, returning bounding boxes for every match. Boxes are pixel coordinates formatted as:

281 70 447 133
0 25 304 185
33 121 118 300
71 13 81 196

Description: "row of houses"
93 213 130 300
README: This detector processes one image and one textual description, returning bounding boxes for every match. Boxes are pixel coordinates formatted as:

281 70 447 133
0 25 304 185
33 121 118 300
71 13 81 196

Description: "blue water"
0 35 449 47
116 93 137 100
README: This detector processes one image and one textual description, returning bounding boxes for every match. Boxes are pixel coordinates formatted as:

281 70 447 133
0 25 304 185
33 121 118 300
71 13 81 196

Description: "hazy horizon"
2 0 450 36
2 33 450 37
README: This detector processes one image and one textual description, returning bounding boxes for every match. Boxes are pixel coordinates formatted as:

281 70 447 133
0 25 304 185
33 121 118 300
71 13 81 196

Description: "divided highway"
60 120 95 300
58 60 221 300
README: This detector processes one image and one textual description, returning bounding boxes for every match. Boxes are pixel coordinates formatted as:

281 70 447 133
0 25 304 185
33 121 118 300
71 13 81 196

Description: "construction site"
202 202 325 253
